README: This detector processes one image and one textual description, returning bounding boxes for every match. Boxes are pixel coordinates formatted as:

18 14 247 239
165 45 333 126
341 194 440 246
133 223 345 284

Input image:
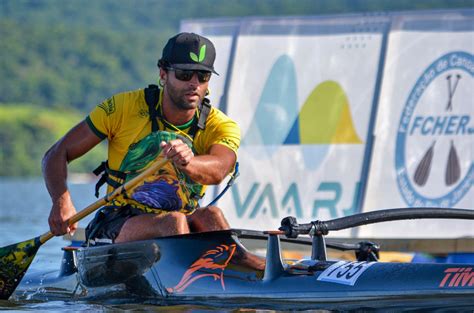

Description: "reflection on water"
2 300 258 312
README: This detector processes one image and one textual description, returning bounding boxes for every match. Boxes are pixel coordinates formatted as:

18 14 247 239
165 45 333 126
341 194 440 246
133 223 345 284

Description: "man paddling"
43 33 245 250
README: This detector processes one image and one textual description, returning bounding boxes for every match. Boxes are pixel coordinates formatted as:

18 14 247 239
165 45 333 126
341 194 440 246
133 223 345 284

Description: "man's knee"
188 206 229 232
200 205 224 219
160 211 188 233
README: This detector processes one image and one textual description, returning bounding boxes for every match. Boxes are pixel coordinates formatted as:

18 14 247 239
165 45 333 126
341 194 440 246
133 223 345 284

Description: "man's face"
161 68 210 110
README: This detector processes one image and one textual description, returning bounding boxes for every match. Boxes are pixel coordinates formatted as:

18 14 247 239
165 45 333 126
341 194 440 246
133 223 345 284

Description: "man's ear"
159 67 167 83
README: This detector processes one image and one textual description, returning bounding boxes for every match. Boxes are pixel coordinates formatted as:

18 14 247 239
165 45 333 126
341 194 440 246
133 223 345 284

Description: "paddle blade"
413 141 435 187
445 140 461 186
0 237 41 300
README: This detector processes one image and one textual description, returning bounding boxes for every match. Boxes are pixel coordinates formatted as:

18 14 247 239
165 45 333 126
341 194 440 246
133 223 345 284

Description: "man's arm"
160 140 236 185
43 120 103 236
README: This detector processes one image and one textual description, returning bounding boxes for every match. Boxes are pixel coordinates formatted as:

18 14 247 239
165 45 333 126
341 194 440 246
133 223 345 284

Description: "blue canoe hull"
16 229 474 310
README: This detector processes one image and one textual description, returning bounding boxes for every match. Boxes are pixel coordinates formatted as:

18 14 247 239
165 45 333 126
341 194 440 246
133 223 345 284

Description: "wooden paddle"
0 157 169 300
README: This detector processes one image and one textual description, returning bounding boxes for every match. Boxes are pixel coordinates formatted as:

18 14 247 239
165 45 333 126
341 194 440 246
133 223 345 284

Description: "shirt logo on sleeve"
220 138 239 152
98 97 116 116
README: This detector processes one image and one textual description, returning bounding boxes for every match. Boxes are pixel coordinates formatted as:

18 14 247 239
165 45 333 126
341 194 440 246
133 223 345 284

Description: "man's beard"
165 81 203 110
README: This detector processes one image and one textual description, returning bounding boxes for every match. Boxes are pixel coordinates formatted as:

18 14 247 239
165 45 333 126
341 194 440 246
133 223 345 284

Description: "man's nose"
189 72 200 85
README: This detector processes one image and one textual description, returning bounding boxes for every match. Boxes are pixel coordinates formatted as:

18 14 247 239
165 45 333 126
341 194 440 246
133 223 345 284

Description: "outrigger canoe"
11 208 474 310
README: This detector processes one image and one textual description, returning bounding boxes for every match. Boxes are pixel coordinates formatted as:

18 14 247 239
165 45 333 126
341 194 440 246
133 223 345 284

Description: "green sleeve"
85 116 107 140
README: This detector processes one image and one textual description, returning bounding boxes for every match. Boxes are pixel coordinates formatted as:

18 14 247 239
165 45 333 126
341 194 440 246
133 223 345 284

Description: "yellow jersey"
86 88 240 214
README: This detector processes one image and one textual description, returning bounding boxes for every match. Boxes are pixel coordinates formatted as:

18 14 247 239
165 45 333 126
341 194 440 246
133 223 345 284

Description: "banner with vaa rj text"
182 10 473 237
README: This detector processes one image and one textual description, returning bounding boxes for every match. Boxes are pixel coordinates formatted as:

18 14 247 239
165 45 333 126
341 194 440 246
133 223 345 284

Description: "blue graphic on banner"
231 181 360 219
241 54 363 170
395 51 474 207
242 55 298 147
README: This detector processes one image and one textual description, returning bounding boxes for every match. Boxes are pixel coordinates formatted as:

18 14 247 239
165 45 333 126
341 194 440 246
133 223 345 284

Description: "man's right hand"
43 120 102 237
48 195 78 236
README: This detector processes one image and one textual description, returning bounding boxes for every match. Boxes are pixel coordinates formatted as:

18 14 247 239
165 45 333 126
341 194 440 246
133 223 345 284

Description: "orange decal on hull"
167 244 237 293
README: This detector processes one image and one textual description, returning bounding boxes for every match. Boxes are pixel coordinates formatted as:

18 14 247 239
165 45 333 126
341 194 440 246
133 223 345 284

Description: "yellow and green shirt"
86 88 240 214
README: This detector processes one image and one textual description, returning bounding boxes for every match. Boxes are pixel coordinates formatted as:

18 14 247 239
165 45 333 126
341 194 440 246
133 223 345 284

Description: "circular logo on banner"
395 51 473 207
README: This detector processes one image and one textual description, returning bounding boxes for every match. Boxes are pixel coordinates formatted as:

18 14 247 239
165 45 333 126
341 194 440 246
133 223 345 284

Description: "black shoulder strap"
198 97 211 130
145 83 211 137
144 84 160 132
188 97 211 137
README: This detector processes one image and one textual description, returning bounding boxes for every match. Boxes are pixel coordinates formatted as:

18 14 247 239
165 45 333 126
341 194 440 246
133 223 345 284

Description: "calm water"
0 178 276 312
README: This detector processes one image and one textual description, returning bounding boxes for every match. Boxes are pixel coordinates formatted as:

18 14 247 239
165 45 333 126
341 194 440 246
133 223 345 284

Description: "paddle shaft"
39 157 169 244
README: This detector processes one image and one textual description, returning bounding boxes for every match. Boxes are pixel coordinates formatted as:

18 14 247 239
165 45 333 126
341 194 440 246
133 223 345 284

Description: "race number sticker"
317 261 375 286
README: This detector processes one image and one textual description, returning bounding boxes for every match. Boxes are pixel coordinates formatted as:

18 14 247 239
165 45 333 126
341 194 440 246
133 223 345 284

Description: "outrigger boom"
279 207 474 238
276 207 474 261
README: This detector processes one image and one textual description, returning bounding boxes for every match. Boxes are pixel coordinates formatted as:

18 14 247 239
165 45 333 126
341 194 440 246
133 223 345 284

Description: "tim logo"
439 267 474 288
167 244 236 293
395 51 473 207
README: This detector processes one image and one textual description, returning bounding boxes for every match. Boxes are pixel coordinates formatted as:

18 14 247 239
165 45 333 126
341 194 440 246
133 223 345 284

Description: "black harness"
93 84 211 197
145 84 211 133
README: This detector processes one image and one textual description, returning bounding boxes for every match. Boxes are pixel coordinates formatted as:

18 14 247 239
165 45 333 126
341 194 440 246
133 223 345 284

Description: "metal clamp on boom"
279 216 329 261
279 216 329 239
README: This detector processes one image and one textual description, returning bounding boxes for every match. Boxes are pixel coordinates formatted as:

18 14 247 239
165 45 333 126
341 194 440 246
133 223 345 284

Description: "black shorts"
85 205 148 246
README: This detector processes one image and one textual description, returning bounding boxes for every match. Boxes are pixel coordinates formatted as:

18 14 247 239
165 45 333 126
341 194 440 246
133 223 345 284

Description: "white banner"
362 13 474 238
218 18 386 233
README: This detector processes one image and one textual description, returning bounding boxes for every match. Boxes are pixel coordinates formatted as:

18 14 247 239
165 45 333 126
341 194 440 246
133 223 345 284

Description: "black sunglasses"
167 68 212 83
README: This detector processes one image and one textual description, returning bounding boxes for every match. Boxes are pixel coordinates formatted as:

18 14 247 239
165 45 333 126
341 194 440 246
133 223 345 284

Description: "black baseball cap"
158 32 218 75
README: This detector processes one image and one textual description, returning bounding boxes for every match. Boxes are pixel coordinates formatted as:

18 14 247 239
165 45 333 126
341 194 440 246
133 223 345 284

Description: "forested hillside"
0 105 106 176
1 0 472 176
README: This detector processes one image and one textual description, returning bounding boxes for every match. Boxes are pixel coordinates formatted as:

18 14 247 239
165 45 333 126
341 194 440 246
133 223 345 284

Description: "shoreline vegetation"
0 104 106 177
0 173 98 185
1 0 471 177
